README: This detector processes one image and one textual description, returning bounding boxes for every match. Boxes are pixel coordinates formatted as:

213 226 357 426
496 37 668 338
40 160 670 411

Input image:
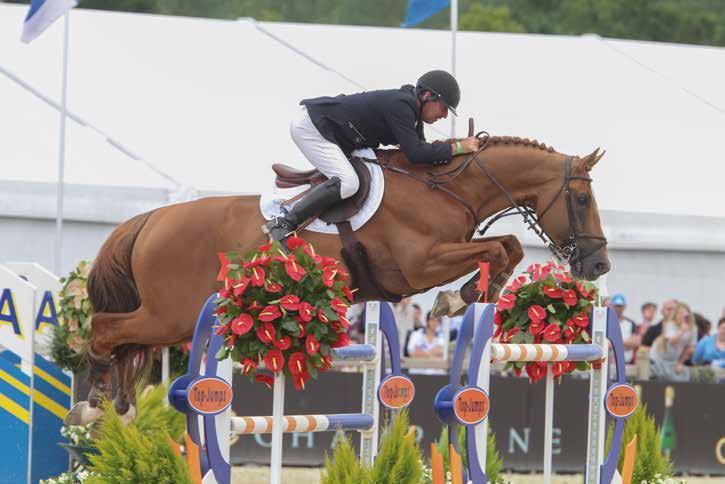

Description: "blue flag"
21 0 78 43
402 0 450 27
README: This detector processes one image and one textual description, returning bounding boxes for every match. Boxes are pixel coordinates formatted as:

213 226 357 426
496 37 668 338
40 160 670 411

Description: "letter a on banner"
35 291 59 332
0 289 23 337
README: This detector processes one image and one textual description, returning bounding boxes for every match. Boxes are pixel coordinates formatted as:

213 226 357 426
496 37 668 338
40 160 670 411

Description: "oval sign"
453 387 490 425
605 383 638 418
378 375 415 409
187 377 233 415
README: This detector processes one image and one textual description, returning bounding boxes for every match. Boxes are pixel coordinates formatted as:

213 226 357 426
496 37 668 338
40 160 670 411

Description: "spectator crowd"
347 293 725 384
605 295 725 382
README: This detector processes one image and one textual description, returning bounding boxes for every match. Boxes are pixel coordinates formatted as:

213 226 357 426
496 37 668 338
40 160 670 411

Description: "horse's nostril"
595 261 610 275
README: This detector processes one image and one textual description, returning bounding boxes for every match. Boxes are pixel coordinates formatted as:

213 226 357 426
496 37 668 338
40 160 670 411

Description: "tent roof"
1 5 724 218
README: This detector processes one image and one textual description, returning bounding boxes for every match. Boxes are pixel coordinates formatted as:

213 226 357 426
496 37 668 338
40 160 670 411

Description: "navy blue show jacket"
301 84 453 165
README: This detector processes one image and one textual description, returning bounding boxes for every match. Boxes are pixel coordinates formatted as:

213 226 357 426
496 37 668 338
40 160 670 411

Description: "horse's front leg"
423 235 523 317
460 234 524 302
396 238 510 317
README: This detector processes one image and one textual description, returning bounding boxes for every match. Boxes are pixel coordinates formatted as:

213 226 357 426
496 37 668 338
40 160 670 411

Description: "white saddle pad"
259 148 384 234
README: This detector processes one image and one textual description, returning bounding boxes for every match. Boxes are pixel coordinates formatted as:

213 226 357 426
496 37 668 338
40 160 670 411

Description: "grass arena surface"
231 466 722 483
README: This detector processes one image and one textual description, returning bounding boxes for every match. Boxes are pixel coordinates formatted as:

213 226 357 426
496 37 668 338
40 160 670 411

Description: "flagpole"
450 0 457 138
55 12 70 275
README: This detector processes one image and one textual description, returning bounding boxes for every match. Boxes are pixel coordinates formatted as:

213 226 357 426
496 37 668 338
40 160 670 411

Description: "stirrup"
261 217 296 246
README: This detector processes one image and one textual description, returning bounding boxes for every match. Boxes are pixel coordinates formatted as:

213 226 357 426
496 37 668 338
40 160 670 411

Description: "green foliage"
84 388 192 484
503 0 725 47
132 385 186 443
321 410 424 484
460 5 525 33
485 427 505 483
9 0 725 47
42 385 187 483
605 402 673 483
321 435 369 484
432 424 504 483
11 0 720 47
370 410 424 484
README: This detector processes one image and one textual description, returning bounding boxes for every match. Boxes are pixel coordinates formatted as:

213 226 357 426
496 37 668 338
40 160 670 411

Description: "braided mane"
434 135 556 153
483 135 556 153
380 135 557 165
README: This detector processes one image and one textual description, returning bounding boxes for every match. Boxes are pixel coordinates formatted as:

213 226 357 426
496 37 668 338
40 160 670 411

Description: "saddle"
272 157 373 224
270 155 400 303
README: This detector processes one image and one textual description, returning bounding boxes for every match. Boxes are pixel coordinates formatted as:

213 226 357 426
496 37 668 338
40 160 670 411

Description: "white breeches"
290 106 360 199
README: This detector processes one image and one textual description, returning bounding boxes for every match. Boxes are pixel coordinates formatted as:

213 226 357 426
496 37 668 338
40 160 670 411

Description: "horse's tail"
87 210 155 397
88 210 153 314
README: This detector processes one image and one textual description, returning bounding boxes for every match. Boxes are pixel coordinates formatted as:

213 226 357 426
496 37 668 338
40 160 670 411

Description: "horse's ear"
582 148 605 171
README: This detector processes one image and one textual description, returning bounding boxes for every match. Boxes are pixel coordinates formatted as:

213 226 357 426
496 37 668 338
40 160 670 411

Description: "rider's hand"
460 137 479 153
452 137 479 156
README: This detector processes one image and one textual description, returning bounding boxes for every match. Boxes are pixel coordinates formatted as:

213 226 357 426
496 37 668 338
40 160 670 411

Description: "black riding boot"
262 177 343 245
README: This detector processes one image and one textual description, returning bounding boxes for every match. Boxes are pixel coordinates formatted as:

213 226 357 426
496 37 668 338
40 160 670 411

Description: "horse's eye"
577 194 590 205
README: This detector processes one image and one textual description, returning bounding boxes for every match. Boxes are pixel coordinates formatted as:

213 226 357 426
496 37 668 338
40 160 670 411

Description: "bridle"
375 133 608 268
473 145 608 268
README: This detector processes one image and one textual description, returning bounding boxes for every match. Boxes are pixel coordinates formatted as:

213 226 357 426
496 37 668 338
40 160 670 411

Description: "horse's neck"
456 146 565 223
378 145 565 223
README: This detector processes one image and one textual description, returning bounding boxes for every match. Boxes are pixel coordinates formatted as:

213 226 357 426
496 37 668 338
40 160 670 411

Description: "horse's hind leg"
91 305 192 420
65 347 113 426
69 306 185 425
65 335 116 426
114 348 140 425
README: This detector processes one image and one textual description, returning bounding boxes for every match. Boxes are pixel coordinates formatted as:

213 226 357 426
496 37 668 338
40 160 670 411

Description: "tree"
460 4 525 33
6 0 724 47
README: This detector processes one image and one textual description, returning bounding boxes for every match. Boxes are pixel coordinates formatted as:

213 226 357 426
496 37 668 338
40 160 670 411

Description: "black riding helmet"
416 70 460 115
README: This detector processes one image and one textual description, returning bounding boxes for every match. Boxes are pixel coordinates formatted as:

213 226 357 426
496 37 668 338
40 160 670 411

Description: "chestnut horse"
68 135 610 425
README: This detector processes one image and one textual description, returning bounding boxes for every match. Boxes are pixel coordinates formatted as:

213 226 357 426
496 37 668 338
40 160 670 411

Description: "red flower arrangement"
494 261 599 383
214 237 353 391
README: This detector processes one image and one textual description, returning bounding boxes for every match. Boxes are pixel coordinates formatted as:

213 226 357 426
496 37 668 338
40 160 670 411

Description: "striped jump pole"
169 297 414 484
230 413 375 435
433 303 637 484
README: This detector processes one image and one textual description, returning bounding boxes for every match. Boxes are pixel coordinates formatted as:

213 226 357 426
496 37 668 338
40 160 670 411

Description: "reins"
370 133 607 265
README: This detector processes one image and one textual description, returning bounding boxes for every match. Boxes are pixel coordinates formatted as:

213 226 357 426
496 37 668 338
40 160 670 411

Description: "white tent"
1 5 724 318
2 5 725 214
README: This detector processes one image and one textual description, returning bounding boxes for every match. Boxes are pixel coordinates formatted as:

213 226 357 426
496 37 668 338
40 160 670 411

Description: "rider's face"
421 97 449 124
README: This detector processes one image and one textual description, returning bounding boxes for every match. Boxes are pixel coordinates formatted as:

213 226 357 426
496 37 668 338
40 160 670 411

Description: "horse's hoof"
450 301 469 317
432 290 467 318
118 405 137 426
445 291 468 316
430 291 451 318
65 401 104 426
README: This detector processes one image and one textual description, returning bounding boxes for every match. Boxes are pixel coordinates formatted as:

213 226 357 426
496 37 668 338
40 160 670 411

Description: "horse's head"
538 148 609 280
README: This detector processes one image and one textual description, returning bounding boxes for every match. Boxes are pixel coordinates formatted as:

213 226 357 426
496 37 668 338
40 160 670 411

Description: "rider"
263 69 480 244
